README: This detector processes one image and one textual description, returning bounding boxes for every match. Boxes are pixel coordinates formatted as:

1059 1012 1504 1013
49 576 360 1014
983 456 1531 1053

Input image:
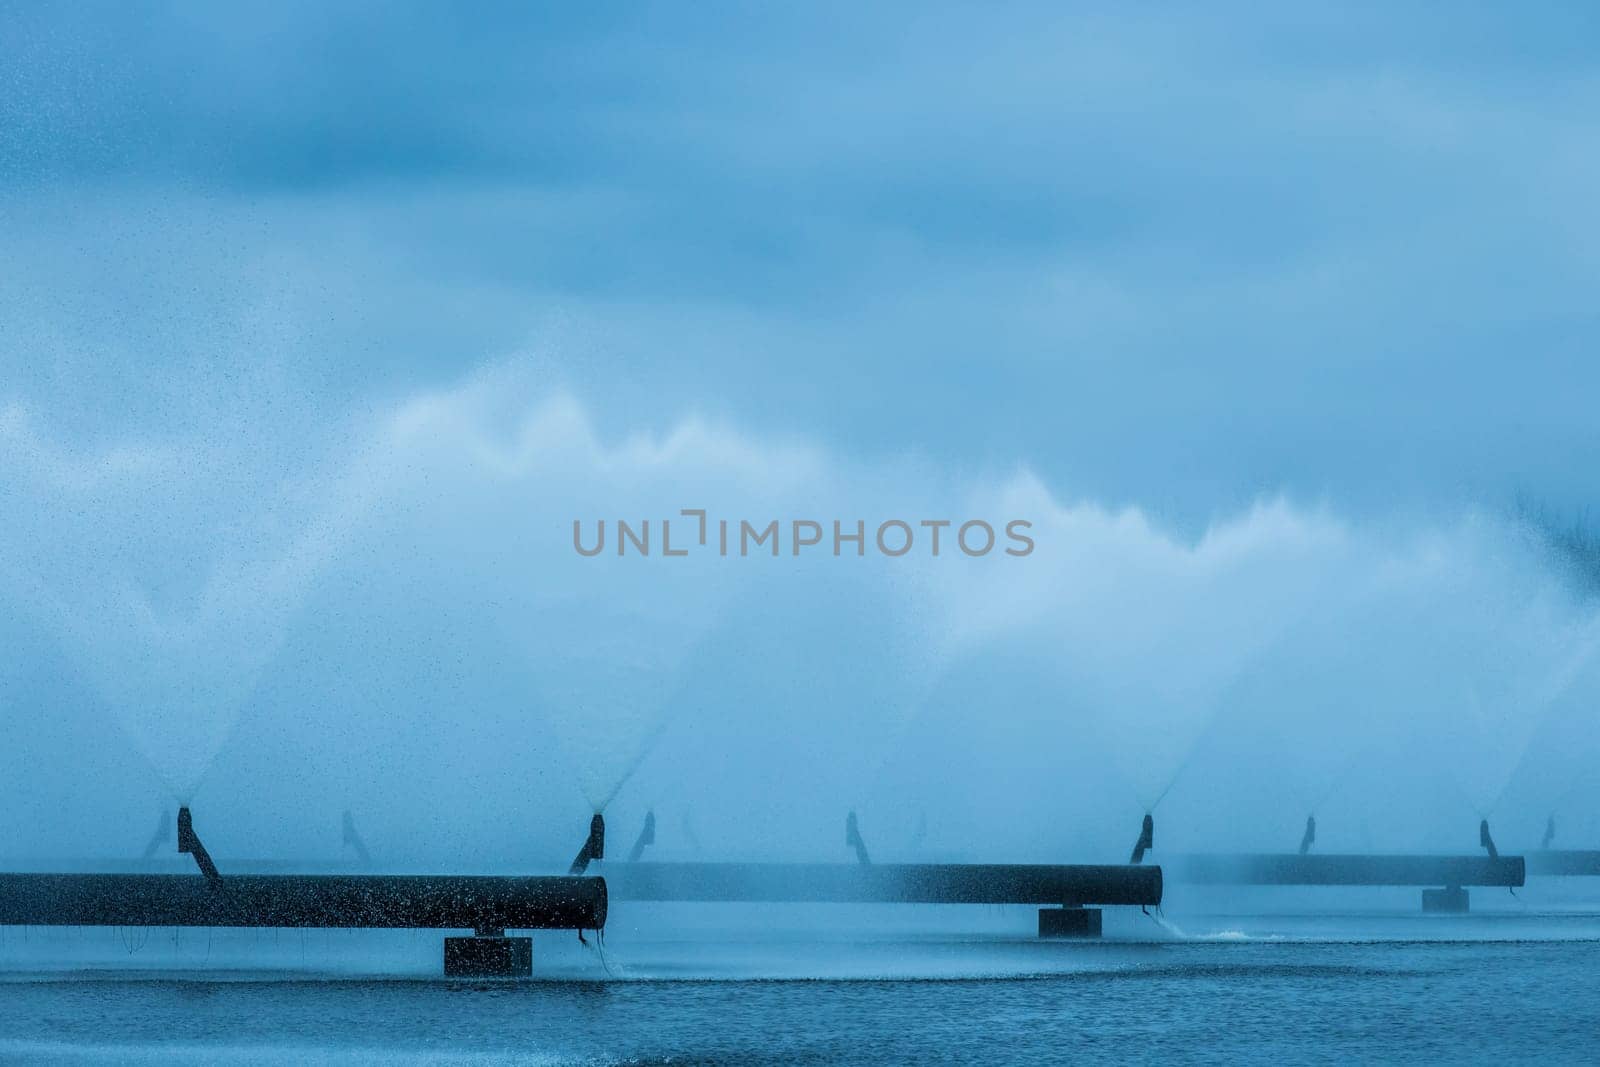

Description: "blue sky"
4 0 1598 520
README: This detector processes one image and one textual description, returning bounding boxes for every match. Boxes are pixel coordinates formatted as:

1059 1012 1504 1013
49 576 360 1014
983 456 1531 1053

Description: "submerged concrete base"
1038 906 1102 938
1421 886 1469 913
444 936 533 977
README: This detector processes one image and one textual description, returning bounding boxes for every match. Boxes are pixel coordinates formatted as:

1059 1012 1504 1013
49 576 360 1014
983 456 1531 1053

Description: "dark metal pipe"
0 873 607 930
1176 853 1524 887
604 862 1162 906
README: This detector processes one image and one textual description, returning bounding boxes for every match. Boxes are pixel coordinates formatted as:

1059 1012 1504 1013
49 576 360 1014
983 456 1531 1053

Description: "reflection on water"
1 938 1597 1064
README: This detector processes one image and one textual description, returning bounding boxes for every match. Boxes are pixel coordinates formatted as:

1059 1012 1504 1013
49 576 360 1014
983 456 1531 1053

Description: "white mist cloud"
927 474 1600 826
362 366 835 811
4 363 1598 860
0 399 375 799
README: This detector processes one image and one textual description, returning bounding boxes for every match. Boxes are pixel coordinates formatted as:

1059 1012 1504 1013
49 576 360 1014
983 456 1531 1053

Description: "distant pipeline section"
603 860 1162 908
1526 815 1600 876
1528 851 1600 876
1167 818 1524 913
592 811 1161 938
1173 854 1525 888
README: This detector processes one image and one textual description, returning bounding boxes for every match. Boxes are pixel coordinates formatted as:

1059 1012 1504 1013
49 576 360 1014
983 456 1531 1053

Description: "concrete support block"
444 936 533 977
1038 906 1103 938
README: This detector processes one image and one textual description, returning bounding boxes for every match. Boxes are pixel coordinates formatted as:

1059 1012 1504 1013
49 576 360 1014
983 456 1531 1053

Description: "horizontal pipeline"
1174 854 1524 887
0 873 607 931
1527 850 1600 876
603 862 1162 906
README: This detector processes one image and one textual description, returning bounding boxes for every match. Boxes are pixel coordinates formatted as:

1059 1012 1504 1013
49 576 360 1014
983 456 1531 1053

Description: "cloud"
5 1 1599 522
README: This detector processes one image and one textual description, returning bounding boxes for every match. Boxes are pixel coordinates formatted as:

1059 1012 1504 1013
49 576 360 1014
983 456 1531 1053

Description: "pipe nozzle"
845 811 871 866
176 807 222 886
569 812 606 874
1129 813 1154 865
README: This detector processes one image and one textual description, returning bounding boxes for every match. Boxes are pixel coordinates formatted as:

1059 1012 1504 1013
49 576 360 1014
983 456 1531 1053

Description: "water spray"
845 811 871 866
1129 813 1154 865
175 807 222 886
1298 815 1316 856
627 811 656 863
570 812 606 875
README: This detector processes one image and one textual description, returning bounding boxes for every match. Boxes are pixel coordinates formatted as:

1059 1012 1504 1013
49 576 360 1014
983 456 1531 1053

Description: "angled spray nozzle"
627 810 657 863
570 812 606 874
1479 818 1499 861
1299 815 1316 856
342 810 372 864
845 811 871 866
176 807 222 886
1542 815 1556 850
1129 813 1154 865
140 810 173 861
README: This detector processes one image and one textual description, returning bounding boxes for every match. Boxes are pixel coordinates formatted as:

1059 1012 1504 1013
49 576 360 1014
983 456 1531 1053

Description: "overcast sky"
4 1 1598 524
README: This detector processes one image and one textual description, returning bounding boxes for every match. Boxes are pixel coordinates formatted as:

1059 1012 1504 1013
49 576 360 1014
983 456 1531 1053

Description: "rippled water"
2 930 1598 1064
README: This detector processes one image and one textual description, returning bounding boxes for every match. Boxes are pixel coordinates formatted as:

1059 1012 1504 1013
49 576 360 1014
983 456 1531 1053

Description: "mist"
3 360 1598 883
